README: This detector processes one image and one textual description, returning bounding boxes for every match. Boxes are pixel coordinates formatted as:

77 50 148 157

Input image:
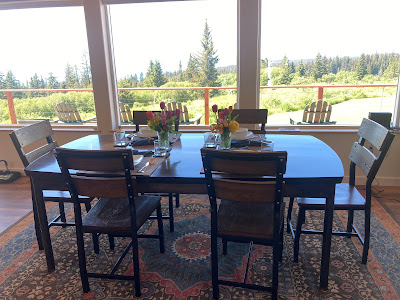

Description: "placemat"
133 155 169 176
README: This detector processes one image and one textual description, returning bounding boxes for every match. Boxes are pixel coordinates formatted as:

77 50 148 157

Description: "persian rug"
0 195 400 300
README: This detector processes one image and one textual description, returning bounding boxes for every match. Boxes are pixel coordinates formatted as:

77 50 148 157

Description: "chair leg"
108 235 115 250
156 205 165 253
272 233 279 300
222 239 227 255
74 215 90 293
362 208 371 264
279 220 284 262
175 193 180 208
84 202 91 213
294 207 305 263
58 202 67 227
132 234 141 297
30 183 44 250
346 209 354 238
211 235 219 299
286 197 295 233
168 194 174 233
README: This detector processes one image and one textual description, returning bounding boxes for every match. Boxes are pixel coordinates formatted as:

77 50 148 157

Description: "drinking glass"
154 140 167 157
204 132 217 148
114 130 126 146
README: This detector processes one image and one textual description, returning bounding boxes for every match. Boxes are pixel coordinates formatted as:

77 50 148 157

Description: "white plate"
231 131 254 140
135 131 158 138
133 155 144 166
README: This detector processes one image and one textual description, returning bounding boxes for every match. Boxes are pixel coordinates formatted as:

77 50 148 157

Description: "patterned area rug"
1 195 400 299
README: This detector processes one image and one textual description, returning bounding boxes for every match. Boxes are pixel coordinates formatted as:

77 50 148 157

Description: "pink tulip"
212 104 218 113
153 113 158 117
223 108 229 116
175 109 180 116
161 110 166 116
160 102 166 110
163 125 167 130
167 111 173 119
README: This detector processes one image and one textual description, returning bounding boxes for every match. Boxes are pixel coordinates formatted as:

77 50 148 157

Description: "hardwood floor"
0 177 399 234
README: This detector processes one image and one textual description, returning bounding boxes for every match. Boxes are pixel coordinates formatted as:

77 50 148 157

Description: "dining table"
24 133 344 289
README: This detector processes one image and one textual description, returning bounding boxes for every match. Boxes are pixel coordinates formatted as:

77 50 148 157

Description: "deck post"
205 88 210 125
318 87 324 101
6 91 17 124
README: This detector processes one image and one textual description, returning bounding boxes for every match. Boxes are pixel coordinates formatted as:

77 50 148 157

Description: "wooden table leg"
320 186 335 289
32 180 55 272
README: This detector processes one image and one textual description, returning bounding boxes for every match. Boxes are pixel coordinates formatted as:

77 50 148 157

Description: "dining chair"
132 110 180 231
9 120 98 252
222 109 268 134
201 148 287 300
55 148 165 297
288 118 394 264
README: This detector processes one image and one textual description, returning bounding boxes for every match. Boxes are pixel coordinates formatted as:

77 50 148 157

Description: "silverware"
138 162 150 173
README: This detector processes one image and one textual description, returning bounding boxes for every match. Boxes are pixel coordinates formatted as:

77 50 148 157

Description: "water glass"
260 140 274 151
154 140 167 157
114 130 126 146
204 132 217 148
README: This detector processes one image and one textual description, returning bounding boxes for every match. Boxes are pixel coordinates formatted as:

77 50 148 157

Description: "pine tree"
197 20 219 87
4 71 19 89
185 53 200 82
312 53 326 80
81 51 92 88
178 61 183 81
64 63 80 88
46 73 59 89
153 60 167 87
356 53 367 80
29 73 41 97
298 60 306 76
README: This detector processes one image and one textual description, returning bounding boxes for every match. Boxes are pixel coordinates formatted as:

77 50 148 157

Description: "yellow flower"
223 122 228 127
154 118 160 126
229 121 239 133
148 121 153 128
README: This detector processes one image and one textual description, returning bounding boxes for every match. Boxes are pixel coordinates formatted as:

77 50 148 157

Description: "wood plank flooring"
0 177 399 234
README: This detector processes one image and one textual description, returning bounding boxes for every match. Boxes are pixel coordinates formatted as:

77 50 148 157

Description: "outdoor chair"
54 102 96 123
55 148 165 297
119 103 133 124
167 101 202 124
290 100 336 125
201 148 287 300
230 109 268 134
287 118 394 264
9 120 97 252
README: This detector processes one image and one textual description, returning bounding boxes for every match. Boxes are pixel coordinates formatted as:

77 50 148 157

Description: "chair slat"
358 118 391 150
25 142 58 164
11 119 53 148
71 177 129 198
349 142 376 176
307 101 316 123
302 104 309 122
314 100 322 123
214 179 277 203
230 109 268 131
326 105 332 123
320 101 328 122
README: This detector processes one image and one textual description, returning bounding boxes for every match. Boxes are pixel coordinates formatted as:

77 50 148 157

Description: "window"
261 0 400 126
108 0 236 125
0 7 95 125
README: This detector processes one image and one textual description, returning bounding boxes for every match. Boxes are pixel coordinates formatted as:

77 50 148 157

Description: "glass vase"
157 130 169 150
220 130 231 150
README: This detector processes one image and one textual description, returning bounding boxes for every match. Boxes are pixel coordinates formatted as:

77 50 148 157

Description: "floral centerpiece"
210 104 239 149
146 102 180 149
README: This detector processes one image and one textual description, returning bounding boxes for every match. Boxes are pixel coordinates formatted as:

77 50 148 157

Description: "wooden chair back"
201 148 287 204
54 102 83 123
231 109 268 133
9 119 58 167
119 103 133 124
132 110 179 132
349 118 394 186
302 100 333 123
55 149 135 199
167 101 189 123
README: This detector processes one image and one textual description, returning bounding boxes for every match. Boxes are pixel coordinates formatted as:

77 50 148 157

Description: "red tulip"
160 102 166 110
167 111 173 119
175 109 180 116
229 106 233 112
146 111 154 119
212 104 218 113
223 108 229 116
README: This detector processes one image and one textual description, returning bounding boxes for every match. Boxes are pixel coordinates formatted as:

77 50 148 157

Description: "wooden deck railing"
1 84 396 125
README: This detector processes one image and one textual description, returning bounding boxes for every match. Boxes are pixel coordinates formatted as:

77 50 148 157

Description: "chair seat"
82 195 161 233
218 200 284 240
297 183 366 209
42 190 92 203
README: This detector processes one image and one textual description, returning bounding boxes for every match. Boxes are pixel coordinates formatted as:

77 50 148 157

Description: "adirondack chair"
54 102 96 123
166 101 202 124
119 103 133 124
290 100 336 125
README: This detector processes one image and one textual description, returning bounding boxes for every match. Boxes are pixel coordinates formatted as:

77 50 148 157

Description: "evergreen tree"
297 60 306 76
261 57 268 69
64 63 80 88
384 56 400 78
196 20 219 87
139 72 144 82
356 53 367 80
178 60 183 81
144 60 166 87
4 71 19 89
312 53 326 80
46 73 59 89
29 73 41 97
0 72 4 89
81 51 92 88
290 62 296 74
185 53 200 82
